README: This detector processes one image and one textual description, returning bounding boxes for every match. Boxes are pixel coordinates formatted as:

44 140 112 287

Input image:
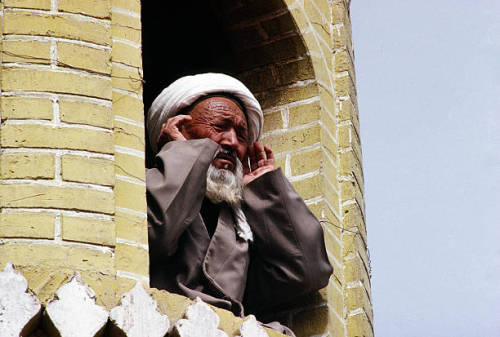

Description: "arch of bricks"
0 0 371 336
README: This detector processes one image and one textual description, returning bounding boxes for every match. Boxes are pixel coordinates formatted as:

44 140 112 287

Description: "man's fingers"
264 145 274 161
253 142 266 161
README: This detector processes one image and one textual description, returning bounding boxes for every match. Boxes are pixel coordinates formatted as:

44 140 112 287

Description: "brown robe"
147 139 333 320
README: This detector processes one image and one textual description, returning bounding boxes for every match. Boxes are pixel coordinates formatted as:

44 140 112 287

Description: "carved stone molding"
0 262 42 337
44 273 109 337
109 282 170 337
173 297 228 337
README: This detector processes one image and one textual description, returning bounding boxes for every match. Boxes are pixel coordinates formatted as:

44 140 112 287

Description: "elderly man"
146 73 332 333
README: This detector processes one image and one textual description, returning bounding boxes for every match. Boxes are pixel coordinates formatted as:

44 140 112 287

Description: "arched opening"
141 0 324 332
142 0 316 167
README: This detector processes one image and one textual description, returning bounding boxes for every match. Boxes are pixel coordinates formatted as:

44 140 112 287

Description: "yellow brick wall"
0 0 371 335
0 0 147 309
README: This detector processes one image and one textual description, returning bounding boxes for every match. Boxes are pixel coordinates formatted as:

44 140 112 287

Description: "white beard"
205 154 243 205
205 150 253 241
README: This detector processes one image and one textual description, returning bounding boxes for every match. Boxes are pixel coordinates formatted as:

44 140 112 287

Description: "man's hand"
243 142 275 186
156 115 192 150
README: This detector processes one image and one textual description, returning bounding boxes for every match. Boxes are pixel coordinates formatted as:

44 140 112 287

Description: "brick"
59 0 111 19
0 212 55 238
289 101 321 128
291 174 321 201
339 150 363 188
324 178 340 216
335 73 356 98
112 0 140 13
113 120 145 152
346 285 373 323
273 156 286 172
57 42 111 74
59 99 113 129
112 91 144 122
262 110 283 134
115 152 145 181
3 12 111 46
114 179 146 213
261 12 296 38
327 279 343 317
260 123 320 154
0 96 53 121
332 1 348 25
290 147 321 176
1 124 113 154
322 223 341 267
0 153 55 179
343 202 367 244
114 243 148 275
337 97 360 136
111 11 141 30
257 82 318 109
112 40 142 68
347 310 374 337
322 150 338 183
111 23 141 44
61 155 114 186
62 215 115 246
0 242 114 274
305 0 328 27
0 184 114 214
4 0 51 10
111 64 143 94
345 255 370 288
341 179 364 212
334 48 355 76
291 305 329 336
344 232 369 276
2 40 51 64
321 105 337 140
115 211 147 244
238 67 277 94
339 123 351 148
2 68 112 100
239 36 307 70
276 58 315 85
327 309 345 337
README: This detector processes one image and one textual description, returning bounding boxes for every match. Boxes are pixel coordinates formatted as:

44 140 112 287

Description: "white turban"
147 73 264 153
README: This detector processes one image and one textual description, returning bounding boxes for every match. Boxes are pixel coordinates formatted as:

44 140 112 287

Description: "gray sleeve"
147 139 218 257
242 168 333 309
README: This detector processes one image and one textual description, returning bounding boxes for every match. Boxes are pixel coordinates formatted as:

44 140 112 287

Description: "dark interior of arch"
141 1 239 165
141 0 299 165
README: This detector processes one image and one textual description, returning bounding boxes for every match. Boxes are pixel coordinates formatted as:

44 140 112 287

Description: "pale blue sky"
350 1 499 336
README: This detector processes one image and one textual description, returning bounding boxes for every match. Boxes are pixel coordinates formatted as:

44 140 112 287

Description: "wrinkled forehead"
188 94 248 123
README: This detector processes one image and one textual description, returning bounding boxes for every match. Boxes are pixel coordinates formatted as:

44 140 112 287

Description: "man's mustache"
214 148 237 164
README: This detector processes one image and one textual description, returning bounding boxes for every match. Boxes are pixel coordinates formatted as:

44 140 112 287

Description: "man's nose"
219 128 238 148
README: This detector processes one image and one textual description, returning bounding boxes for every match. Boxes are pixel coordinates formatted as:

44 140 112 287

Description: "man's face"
182 96 248 172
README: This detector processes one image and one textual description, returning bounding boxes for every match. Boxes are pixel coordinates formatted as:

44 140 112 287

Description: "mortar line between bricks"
0 238 114 254
112 37 140 48
116 270 149 284
0 148 114 159
2 35 112 50
2 119 114 133
114 146 144 158
1 91 112 106
115 238 148 250
320 121 339 146
327 303 345 325
288 169 320 182
322 221 342 246
114 115 144 128
1 208 114 221
115 207 146 218
261 119 319 138
115 174 145 186
50 0 57 13
322 146 338 169
2 62 112 80
1 178 114 192
305 195 323 205
54 212 62 241
111 6 140 19
5 8 111 26
262 95 320 113
113 88 141 99
326 250 342 270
